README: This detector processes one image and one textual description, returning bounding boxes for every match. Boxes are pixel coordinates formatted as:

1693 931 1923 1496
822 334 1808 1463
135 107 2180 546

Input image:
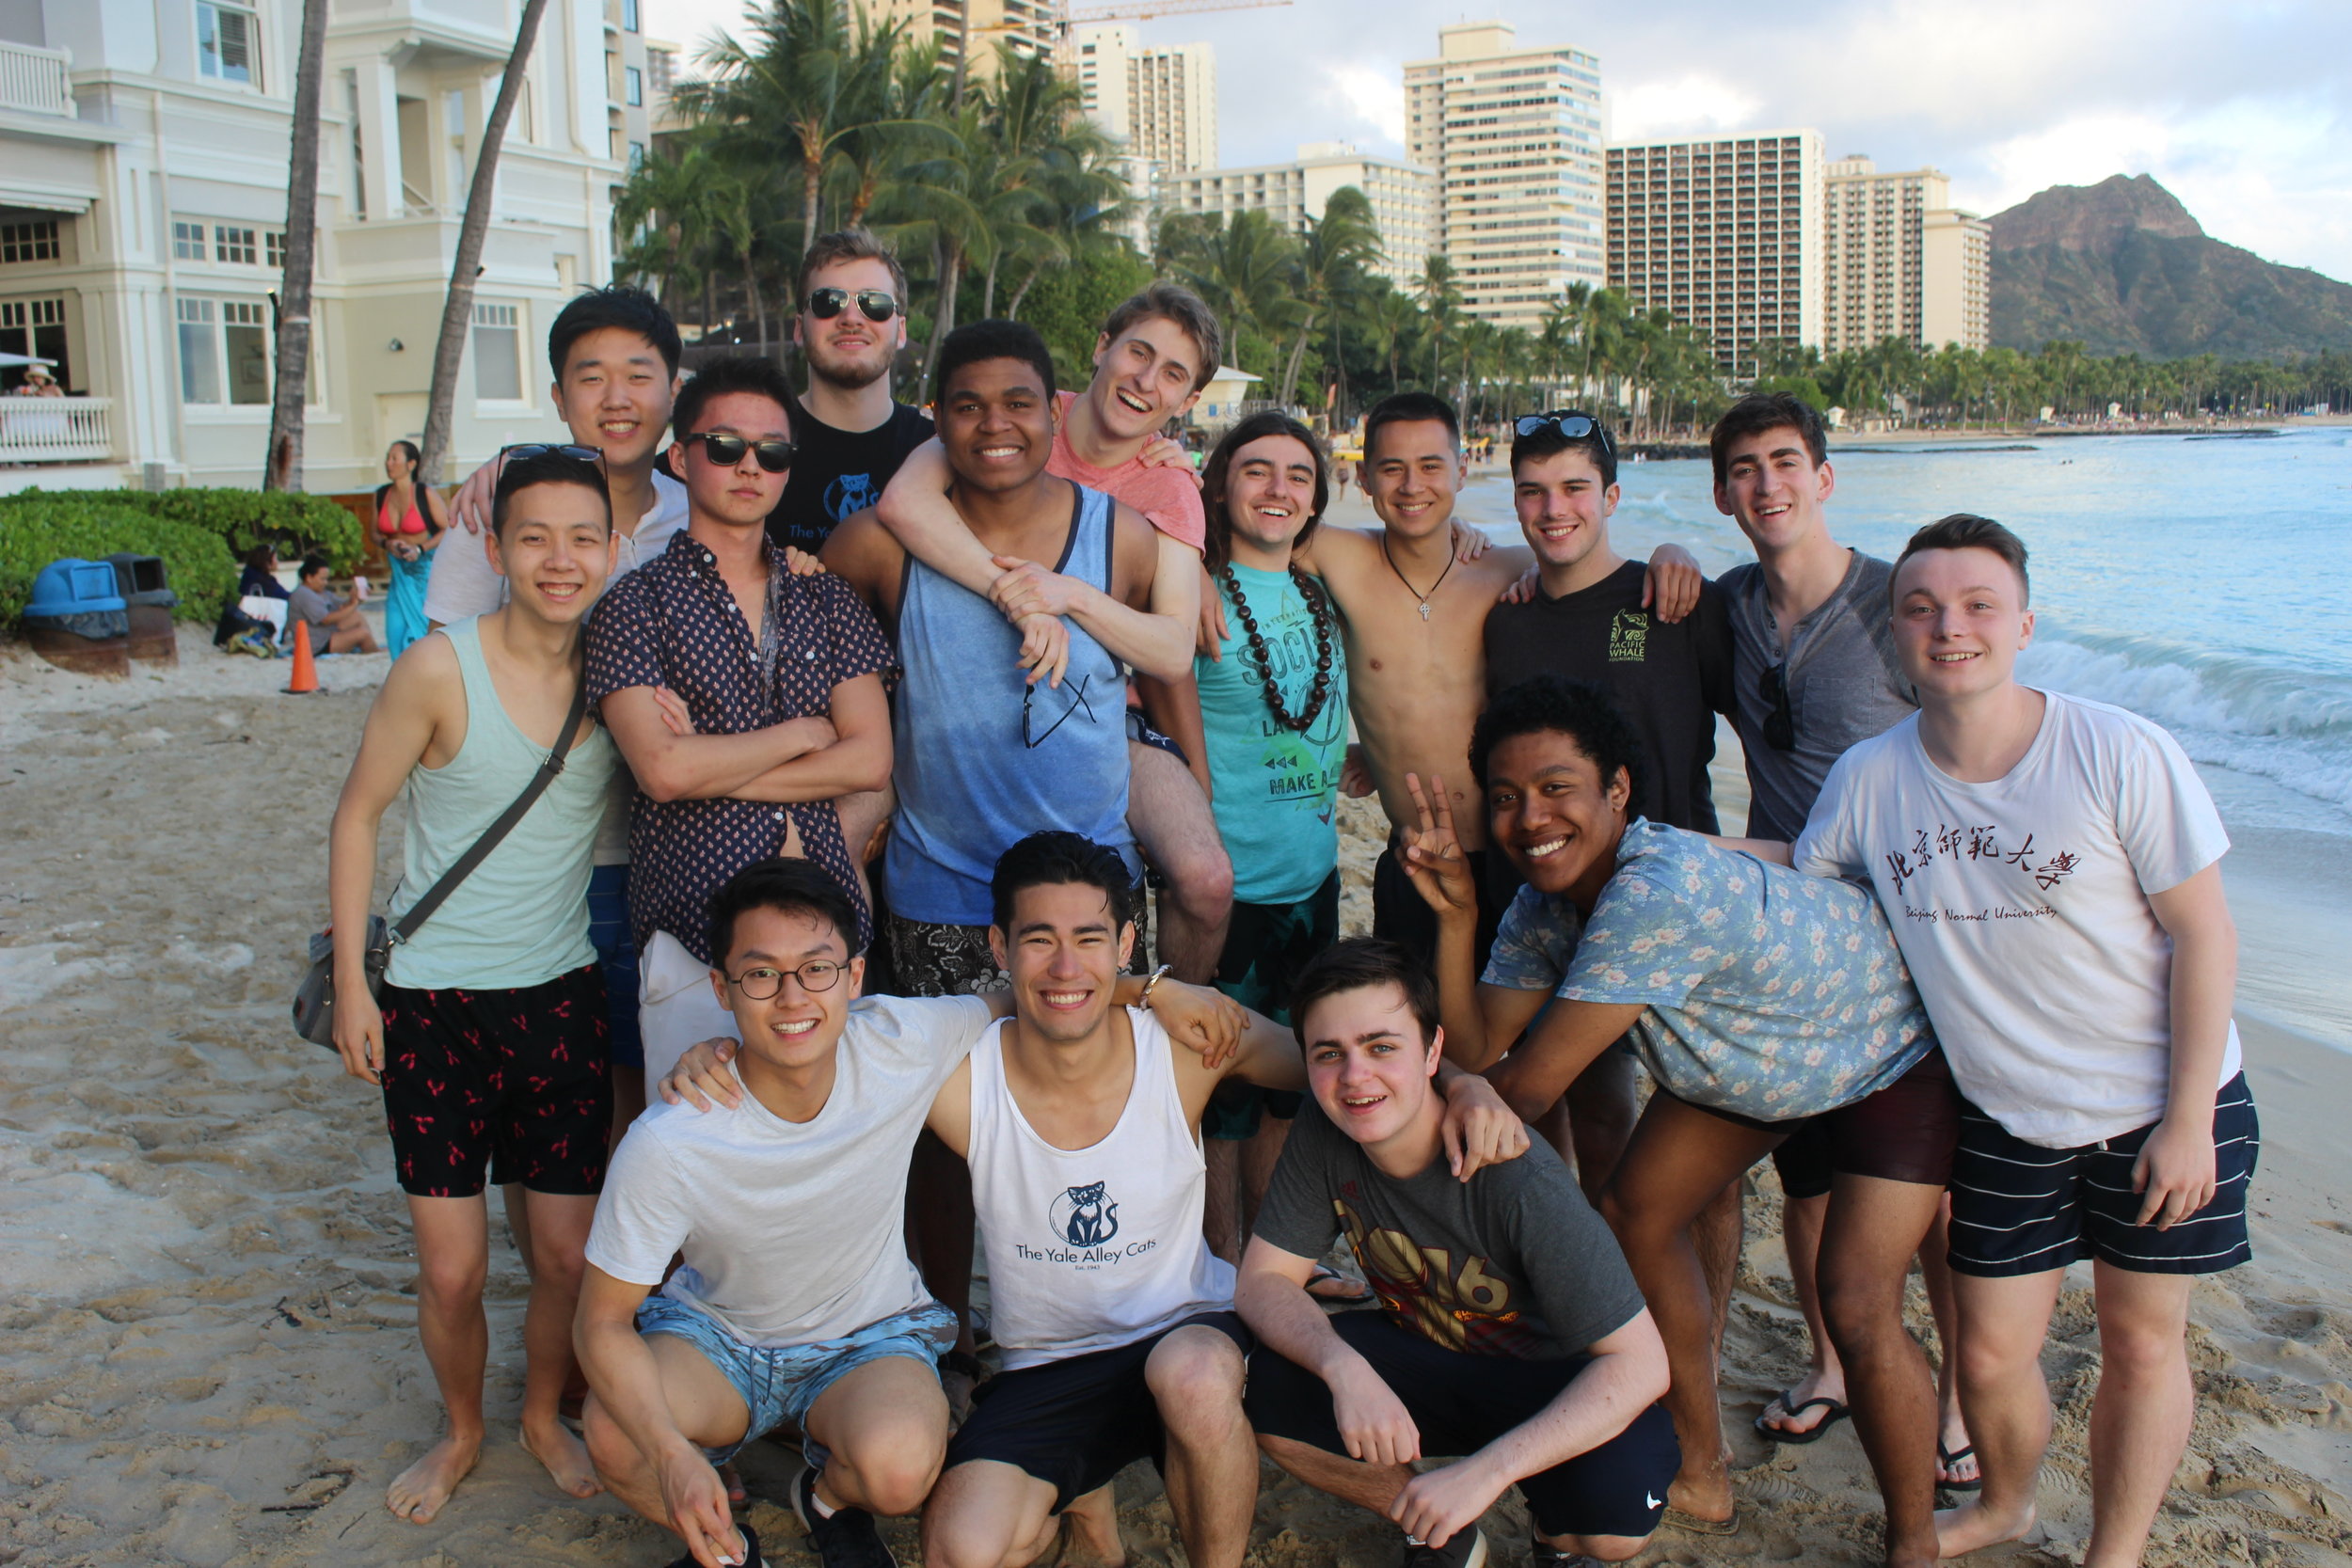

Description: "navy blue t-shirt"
768 401 934 556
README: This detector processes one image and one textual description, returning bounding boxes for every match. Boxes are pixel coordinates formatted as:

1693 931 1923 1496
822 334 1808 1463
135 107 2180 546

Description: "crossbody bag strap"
388 673 593 946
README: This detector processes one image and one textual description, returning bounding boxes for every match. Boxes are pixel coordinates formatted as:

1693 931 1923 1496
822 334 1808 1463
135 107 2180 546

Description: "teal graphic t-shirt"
1196 562 1349 905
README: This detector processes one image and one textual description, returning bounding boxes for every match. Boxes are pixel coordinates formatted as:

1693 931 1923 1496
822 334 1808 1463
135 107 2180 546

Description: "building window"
214 225 258 264
172 220 207 260
625 66 643 106
177 296 270 405
1 221 59 264
197 0 258 87
0 297 70 391
472 301 522 401
623 0 640 29
266 230 287 269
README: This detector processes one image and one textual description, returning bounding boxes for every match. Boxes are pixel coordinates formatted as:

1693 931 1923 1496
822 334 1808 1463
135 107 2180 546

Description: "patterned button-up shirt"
584 529 895 959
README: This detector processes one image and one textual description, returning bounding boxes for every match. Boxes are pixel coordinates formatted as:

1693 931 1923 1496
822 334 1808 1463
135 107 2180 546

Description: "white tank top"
968 1006 1235 1370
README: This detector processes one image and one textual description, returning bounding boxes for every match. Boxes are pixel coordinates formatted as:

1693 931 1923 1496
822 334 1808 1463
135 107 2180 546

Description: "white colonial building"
0 0 637 493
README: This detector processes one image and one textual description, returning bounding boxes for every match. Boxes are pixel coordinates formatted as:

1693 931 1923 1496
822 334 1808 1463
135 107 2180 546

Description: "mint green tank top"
385 617 615 990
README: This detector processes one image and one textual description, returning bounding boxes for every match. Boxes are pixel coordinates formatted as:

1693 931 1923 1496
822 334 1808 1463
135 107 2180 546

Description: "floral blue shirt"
1482 820 1933 1122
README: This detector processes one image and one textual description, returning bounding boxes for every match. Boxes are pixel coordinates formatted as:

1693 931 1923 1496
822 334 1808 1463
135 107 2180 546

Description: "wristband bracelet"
1139 962 1174 1006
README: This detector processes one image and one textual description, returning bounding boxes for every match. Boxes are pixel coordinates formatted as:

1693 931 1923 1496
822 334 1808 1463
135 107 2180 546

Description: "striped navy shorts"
1947 1072 2257 1277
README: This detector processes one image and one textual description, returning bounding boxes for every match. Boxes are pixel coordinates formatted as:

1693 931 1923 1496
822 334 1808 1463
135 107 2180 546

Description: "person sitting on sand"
326 448 621 1523
594 850 1260 1568
289 553 381 657
1403 676 1963 1562
1236 937 1679 1568
1782 515 2256 1568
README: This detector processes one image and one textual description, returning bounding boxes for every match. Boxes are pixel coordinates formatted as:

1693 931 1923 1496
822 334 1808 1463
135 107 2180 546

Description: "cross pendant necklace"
1381 533 1454 621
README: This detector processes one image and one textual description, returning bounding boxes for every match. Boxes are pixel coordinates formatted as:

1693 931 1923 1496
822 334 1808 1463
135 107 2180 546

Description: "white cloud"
1318 62 1405 150
1605 74 1763 143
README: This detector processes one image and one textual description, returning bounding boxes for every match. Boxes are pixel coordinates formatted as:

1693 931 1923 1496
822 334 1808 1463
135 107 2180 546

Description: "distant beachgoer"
15 364 62 396
1786 515 2256 1567
375 440 448 658
1237 938 1678 1568
215 543 287 656
288 554 381 657
325 449 620 1524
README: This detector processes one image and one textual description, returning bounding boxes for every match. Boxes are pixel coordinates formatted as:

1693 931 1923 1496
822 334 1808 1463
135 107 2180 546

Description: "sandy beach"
5 624 2352 1567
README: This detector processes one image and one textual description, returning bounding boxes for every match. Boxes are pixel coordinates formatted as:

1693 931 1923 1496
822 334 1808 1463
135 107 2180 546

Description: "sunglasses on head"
1514 410 1617 456
805 287 899 324
681 432 796 473
500 442 604 466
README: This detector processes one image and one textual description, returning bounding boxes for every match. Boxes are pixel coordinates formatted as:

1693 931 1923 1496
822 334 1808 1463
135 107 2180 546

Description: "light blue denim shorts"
636 1293 958 1466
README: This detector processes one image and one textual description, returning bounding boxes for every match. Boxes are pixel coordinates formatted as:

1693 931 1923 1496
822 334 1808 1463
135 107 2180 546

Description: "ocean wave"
2023 630 2352 814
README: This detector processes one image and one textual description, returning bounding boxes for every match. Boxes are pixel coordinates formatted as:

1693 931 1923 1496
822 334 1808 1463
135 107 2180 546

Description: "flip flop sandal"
1661 1505 1740 1537
1305 1264 1375 1305
1754 1390 1851 1445
1938 1441 1984 1493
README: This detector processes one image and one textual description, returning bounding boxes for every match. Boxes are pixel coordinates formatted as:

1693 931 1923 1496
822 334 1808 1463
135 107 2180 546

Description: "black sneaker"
1402 1526 1487 1568
668 1519 760 1568
793 1462 898 1568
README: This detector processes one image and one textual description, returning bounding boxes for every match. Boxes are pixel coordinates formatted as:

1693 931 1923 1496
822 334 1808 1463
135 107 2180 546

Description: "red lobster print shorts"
378 963 612 1197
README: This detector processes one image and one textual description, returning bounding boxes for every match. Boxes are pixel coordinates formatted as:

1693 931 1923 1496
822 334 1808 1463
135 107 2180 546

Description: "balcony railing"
0 397 114 465
0 40 76 119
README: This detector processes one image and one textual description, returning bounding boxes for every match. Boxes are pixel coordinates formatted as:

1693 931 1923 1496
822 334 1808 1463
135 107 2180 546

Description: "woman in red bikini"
376 440 449 657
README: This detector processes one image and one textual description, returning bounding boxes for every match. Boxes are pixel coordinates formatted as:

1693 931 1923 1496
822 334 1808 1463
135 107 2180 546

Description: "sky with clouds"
648 0 2352 284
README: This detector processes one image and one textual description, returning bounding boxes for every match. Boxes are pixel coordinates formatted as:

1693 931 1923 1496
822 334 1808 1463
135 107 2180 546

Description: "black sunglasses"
1759 661 1796 751
805 287 899 324
681 432 796 473
1021 673 1095 749
1514 410 1617 456
500 442 605 466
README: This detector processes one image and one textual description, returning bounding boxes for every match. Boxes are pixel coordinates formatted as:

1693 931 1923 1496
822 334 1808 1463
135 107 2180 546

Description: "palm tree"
615 142 722 331
263 0 331 490
420 0 549 483
1277 186 1380 407
1416 253 1462 388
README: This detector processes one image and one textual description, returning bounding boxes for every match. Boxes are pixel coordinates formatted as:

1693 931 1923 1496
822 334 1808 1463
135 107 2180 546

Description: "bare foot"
1756 1366 1849 1438
521 1412 603 1500
1666 1462 1735 1530
1936 1412 1979 1489
386 1432 482 1523
1058 1482 1126 1568
723 1460 748 1508
1935 1497 2034 1558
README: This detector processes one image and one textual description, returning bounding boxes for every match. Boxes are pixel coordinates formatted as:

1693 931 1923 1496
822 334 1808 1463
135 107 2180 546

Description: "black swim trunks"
378 962 612 1197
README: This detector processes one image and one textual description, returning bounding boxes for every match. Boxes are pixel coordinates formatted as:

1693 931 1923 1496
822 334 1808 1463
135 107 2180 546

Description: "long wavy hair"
1201 412 1331 571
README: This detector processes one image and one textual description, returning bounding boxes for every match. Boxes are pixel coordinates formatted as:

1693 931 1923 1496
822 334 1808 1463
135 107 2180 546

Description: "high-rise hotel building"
1821 156 1990 352
857 0 1058 84
1605 131 1823 367
1404 22 1605 328
1071 24 1216 174
1157 142 1437 288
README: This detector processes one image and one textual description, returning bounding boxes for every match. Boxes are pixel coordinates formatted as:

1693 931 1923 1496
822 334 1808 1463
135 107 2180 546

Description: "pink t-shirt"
1047 390 1206 553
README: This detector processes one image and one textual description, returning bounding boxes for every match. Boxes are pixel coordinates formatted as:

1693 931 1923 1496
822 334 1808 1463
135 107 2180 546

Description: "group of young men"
322 228 2256 1568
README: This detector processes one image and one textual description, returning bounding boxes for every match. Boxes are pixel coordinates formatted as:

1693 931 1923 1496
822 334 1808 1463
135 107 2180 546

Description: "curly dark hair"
1201 412 1329 570
1469 675 1643 804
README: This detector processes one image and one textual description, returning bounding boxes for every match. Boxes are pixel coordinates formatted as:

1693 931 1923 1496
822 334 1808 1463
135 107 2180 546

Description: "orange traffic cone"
282 626 320 694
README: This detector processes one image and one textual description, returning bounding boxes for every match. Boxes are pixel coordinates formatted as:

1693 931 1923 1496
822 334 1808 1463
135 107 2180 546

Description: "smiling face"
1891 546 2035 703
1300 979 1443 1150
793 256 906 393
1513 446 1618 574
1485 729 1631 904
1364 418 1463 545
1220 433 1320 569
485 481 615 626
939 356 1057 495
709 905 864 1077
992 879 1136 1047
1087 315 1207 443
554 326 679 472
1713 423 1834 554
681 390 793 529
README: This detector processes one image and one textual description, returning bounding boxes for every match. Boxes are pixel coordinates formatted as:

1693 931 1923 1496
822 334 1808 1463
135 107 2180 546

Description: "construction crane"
1059 0 1292 41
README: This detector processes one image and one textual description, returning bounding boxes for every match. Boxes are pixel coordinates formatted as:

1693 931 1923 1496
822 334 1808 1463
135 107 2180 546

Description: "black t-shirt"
768 401 934 556
1483 559 1737 833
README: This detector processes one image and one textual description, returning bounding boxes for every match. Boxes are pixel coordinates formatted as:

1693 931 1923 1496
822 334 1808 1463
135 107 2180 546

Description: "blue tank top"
885 483 1136 926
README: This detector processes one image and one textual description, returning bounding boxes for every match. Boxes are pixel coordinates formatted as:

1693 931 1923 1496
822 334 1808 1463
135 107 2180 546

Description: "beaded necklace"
1217 561 1336 734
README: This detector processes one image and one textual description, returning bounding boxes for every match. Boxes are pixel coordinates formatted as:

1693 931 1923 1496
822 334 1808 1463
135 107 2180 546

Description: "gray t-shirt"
1719 551 1916 841
287 583 340 654
1253 1102 1645 1360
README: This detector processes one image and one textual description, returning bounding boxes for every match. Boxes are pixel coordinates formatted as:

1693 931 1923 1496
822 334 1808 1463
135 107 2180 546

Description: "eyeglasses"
500 442 605 467
1758 662 1797 751
806 287 899 324
1513 410 1617 456
1022 673 1095 749
726 958 847 998
682 432 796 473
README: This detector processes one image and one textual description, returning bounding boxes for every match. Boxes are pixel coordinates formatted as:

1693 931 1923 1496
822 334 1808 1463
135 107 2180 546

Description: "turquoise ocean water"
1450 427 2352 839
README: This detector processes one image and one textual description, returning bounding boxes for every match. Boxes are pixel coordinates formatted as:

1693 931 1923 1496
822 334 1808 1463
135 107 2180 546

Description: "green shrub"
0 503 239 625
142 488 365 568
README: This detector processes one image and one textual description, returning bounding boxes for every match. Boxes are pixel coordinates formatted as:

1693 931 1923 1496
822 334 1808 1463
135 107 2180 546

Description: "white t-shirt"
421 467 689 626
1794 690 2238 1148
423 467 687 865
584 992 993 1347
